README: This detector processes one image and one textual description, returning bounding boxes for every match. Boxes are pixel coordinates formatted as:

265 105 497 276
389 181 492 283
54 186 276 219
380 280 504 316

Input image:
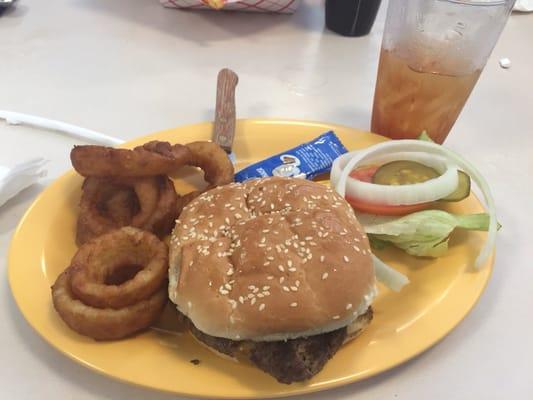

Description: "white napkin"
0 158 48 208
514 0 533 12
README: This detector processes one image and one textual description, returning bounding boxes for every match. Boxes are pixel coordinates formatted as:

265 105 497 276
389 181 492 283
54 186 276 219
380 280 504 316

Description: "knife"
212 68 238 164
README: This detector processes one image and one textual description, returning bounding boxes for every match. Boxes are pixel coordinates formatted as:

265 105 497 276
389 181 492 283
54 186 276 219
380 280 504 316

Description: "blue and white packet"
234 131 348 183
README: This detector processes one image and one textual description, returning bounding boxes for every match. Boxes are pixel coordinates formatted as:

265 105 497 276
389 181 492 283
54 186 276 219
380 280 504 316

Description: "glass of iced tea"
371 0 515 143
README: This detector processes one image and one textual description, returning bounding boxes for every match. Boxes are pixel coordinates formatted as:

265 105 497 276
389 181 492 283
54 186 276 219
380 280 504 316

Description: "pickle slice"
372 160 471 202
372 161 439 185
440 170 471 202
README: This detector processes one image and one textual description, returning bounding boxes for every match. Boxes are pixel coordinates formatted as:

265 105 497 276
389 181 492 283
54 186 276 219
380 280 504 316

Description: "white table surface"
1 1 531 399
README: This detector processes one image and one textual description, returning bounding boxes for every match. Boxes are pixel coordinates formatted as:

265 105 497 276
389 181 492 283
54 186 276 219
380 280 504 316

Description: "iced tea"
371 0 515 143
371 48 481 144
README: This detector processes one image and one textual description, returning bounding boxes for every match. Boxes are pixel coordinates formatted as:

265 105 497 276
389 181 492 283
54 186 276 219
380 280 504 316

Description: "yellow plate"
8 120 492 399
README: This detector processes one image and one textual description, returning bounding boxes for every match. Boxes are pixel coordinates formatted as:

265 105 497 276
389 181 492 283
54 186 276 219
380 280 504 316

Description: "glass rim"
439 0 512 6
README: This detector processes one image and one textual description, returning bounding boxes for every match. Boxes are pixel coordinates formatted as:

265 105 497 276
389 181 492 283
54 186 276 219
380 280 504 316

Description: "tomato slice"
349 165 378 183
347 166 432 216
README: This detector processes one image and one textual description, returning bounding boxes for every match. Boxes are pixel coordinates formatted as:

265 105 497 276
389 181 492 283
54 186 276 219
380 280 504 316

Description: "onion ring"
76 176 177 245
70 141 192 178
104 187 139 225
52 268 167 340
70 227 169 309
176 141 234 213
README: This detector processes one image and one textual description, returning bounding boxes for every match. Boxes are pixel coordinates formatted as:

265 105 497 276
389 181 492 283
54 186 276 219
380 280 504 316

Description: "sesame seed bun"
168 177 376 341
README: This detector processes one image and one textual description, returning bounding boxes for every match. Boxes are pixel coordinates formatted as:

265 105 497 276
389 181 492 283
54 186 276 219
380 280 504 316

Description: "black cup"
325 0 382 37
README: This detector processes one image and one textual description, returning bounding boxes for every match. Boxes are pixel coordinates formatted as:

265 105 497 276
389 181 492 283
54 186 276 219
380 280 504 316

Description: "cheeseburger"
169 177 377 383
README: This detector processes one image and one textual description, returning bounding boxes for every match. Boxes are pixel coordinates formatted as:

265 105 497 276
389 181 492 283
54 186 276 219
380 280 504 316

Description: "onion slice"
331 151 458 205
372 255 409 292
332 140 496 269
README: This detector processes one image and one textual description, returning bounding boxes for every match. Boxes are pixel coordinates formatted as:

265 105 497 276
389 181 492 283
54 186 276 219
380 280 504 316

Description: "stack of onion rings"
52 227 168 340
54 140 234 340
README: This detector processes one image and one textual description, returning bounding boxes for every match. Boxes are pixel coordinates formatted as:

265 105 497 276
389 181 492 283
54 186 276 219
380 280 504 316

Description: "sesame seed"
227 268 234 276
305 236 313 241
290 302 298 307
253 287 259 293
224 283 232 290
263 261 270 266
295 280 300 287
290 286 298 292
251 297 257 305
267 275 274 280
239 296 245 304
332 315 340 320
279 277 285 284
189 261 194 267
322 272 329 280
346 303 353 310
220 289 229 295
278 265 285 272
288 267 297 272
282 286 290 292
257 293 264 298
247 293 255 299
248 285 256 290
263 291 271 296
343 255 350 263
259 303 266 311
354 245 360 252
287 260 293 267
320 255 325 262
267 256 274 261
263 286 270 290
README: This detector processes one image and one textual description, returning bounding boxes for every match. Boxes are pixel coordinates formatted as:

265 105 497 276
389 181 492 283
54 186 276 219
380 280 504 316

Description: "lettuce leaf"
361 210 494 258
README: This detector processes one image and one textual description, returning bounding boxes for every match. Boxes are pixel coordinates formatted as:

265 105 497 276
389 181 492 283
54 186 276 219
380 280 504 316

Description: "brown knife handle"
213 68 238 152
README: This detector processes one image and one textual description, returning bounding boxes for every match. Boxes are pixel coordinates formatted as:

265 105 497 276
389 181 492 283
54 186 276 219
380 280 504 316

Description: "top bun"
169 177 376 341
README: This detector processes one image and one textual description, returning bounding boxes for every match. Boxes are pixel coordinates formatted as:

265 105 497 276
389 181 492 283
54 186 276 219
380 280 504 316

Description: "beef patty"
188 307 373 384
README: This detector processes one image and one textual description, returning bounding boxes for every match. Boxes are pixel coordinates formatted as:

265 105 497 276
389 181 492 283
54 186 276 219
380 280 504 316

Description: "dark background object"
325 0 382 37
0 0 16 14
